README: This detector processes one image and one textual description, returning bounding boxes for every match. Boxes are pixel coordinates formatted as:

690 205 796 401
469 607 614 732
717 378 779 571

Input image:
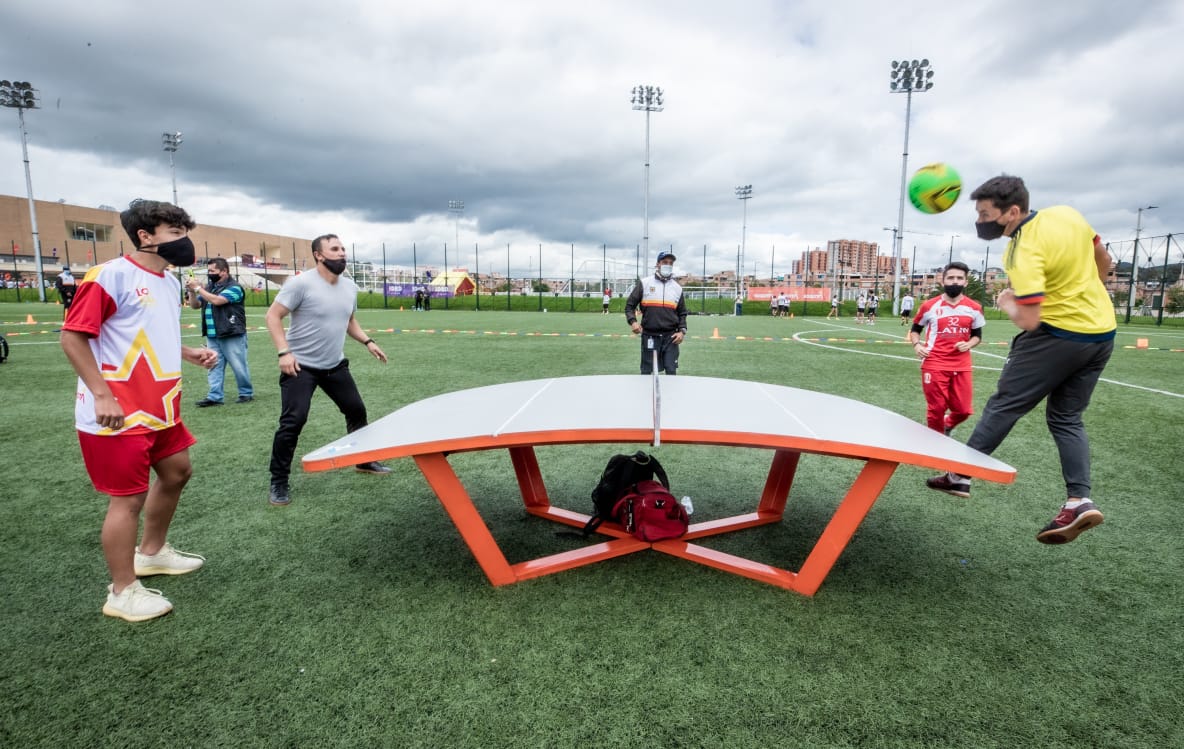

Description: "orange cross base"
415 445 897 596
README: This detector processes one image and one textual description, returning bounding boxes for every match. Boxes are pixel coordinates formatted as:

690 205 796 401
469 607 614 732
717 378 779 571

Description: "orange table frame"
414 444 904 596
304 376 1015 596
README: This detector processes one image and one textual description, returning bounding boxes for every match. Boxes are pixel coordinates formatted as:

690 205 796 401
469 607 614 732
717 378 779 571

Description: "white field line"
796 320 1183 399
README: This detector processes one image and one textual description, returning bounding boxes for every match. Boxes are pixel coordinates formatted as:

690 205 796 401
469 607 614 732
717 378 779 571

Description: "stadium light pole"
446 200 464 311
449 200 464 256
1 79 47 302
735 184 752 297
162 131 183 205
889 58 934 314
631 84 664 265
1127 204 1157 322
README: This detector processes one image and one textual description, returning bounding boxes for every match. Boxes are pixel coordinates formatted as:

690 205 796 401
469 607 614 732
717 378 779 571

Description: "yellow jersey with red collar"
1004 205 1116 339
63 256 185 435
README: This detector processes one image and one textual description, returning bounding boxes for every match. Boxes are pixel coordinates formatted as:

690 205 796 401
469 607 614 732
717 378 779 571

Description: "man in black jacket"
625 251 688 375
186 258 254 406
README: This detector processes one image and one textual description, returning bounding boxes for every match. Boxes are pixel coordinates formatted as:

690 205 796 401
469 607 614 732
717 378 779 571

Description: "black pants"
640 332 679 375
269 359 368 484
966 327 1113 498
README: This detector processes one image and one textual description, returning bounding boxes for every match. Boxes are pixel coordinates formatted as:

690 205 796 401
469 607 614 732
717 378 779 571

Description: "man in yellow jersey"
926 175 1115 544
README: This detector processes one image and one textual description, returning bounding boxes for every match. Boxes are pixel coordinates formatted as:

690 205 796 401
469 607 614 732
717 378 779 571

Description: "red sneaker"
1036 501 1103 544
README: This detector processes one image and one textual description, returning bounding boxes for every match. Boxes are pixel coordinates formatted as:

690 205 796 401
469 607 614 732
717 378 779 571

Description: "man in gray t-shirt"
263 234 391 506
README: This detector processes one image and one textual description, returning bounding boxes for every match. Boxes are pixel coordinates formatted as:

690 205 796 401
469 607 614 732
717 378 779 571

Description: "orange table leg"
509 445 550 509
413 453 517 586
757 449 801 515
792 458 898 595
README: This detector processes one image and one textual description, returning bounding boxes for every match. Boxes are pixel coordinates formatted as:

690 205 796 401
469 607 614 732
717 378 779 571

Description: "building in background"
0 194 314 286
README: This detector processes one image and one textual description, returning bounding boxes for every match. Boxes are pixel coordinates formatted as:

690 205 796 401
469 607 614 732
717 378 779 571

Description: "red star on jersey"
102 329 182 432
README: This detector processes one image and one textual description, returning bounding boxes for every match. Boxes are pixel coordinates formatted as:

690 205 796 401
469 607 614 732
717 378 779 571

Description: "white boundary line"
795 319 1184 399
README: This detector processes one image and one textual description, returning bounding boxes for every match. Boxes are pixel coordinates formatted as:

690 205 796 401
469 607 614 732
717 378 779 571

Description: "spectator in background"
54 266 77 328
186 257 254 407
900 292 915 325
625 251 688 375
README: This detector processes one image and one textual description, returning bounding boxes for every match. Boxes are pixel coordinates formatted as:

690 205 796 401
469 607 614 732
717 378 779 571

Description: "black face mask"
975 220 1006 241
140 235 196 267
321 258 347 275
208 274 222 285
944 284 965 298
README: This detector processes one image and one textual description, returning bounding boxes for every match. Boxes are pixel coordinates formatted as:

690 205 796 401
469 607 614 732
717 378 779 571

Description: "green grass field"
2 301 1182 748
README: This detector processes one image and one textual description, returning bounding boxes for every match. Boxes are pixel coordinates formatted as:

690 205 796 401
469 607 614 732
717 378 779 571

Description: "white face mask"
656 264 674 279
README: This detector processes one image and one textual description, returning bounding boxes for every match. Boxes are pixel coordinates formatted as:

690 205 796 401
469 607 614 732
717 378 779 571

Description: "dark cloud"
1 1 1180 274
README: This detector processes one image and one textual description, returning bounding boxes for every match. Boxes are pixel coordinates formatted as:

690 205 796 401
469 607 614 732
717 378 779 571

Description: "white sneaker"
134 542 206 576
103 580 173 622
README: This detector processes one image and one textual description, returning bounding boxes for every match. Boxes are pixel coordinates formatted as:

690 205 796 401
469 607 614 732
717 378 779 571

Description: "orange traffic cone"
711 327 722 339
25 314 35 324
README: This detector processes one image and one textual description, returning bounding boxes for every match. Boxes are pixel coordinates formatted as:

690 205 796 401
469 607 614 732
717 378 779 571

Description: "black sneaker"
943 425 954 436
236 396 254 403
925 473 970 498
355 461 392 474
195 399 223 408
269 482 291 506
1036 501 1103 545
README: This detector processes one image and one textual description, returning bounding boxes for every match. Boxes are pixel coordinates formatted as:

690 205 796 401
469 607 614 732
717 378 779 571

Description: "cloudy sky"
1 0 1180 279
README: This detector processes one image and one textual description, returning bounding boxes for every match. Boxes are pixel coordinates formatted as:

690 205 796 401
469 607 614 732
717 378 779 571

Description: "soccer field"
2 302 1182 748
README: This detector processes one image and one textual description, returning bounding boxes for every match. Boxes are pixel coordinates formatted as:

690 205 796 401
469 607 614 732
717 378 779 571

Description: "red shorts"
78 423 196 496
921 369 974 432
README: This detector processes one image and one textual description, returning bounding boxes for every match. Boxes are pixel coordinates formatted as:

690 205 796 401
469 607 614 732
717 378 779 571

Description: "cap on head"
656 251 676 264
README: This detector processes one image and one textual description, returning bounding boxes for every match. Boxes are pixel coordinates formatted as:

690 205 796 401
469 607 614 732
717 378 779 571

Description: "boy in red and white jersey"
60 199 218 622
908 262 985 442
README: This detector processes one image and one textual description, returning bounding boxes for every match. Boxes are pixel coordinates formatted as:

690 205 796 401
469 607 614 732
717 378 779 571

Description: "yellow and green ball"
908 163 962 214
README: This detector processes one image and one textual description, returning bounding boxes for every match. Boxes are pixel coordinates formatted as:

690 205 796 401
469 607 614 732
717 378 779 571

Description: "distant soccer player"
908 262 984 437
899 292 914 325
925 175 1116 545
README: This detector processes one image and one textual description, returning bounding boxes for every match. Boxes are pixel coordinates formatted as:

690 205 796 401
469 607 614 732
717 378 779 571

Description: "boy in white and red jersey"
60 199 218 622
908 262 985 441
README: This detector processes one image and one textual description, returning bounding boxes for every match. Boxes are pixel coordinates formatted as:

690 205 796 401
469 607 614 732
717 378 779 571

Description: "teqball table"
304 375 1015 595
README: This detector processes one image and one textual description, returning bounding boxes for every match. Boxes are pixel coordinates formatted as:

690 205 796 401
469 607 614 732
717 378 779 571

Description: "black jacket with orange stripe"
625 275 688 334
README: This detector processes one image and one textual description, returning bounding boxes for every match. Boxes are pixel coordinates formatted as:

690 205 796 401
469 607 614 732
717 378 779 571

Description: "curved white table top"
304 375 1015 483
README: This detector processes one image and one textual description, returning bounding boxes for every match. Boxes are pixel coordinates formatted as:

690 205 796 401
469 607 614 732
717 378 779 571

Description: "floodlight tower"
735 184 752 296
162 131 183 205
448 200 464 257
631 84 664 264
889 58 934 313
1 79 47 301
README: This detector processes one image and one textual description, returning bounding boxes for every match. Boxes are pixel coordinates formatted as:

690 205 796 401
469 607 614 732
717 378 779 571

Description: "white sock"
1064 498 1090 509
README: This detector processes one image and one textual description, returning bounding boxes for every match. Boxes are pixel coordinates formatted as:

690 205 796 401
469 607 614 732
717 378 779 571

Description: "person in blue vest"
186 257 254 406
625 251 688 375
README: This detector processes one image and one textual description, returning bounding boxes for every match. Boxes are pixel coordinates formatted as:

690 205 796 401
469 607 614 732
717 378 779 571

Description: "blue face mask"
656 264 674 279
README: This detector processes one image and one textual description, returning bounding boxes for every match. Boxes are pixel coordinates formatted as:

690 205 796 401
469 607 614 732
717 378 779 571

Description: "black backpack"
583 451 670 536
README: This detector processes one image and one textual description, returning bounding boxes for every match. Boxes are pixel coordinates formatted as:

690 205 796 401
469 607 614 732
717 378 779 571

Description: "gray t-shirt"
274 270 358 369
